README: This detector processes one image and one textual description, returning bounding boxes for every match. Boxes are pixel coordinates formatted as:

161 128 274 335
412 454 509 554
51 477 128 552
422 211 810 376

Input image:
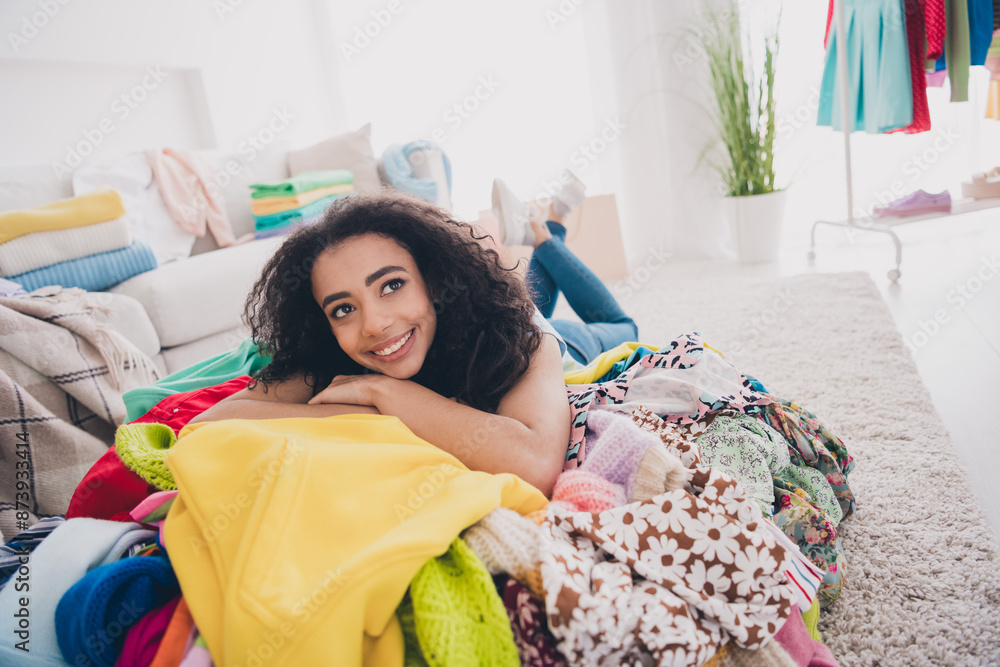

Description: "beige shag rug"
615 270 1000 666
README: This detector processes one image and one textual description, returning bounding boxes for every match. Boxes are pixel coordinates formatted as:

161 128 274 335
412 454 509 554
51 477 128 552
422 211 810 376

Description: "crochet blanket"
0 288 158 539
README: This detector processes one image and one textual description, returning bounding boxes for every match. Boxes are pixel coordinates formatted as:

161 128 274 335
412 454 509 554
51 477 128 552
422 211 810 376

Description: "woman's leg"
529 208 638 363
525 221 567 318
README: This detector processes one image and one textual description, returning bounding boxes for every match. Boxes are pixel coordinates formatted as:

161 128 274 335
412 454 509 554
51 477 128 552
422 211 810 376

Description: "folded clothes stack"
249 170 354 239
0 187 157 292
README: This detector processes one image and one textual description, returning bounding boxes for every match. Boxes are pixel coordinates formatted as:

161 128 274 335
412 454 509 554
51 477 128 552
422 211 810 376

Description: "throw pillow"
286 123 382 193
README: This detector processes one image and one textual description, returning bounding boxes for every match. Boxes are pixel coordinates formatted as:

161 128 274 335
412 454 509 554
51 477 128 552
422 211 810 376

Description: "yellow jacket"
164 415 546 667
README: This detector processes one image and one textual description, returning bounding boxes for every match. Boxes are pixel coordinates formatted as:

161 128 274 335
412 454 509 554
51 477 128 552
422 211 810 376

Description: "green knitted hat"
402 538 520 667
114 422 177 491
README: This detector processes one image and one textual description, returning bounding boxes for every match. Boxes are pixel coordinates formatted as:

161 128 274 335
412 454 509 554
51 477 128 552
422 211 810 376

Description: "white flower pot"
723 189 787 263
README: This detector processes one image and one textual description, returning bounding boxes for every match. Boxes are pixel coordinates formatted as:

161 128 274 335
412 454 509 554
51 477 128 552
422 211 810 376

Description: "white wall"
325 0 600 221
0 0 346 164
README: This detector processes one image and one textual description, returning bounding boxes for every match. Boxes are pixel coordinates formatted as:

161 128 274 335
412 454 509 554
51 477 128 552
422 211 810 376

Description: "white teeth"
373 330 412 356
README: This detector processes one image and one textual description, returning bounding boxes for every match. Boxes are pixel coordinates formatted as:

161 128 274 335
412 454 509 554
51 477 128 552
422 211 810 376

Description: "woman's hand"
307 374 394 407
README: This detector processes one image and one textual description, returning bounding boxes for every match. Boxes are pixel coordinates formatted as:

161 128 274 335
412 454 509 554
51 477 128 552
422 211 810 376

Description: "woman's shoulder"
530 306 568 356
243 370 316 404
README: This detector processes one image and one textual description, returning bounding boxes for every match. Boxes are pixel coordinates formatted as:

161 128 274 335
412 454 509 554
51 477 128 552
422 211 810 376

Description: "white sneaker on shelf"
491 178 536 246
551 170 587 217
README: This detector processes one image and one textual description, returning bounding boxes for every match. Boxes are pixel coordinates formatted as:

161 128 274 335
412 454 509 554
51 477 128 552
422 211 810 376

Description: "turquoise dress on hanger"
817 0 914 133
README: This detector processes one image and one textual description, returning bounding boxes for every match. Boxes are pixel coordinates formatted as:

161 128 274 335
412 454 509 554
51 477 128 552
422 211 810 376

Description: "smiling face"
310 233 437 380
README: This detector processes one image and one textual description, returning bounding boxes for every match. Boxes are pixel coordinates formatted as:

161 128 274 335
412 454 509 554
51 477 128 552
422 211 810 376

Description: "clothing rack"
807 0 1000 282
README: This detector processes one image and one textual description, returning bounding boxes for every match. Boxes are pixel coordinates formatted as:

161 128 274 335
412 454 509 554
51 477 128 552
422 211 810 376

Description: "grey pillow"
286 123 382 193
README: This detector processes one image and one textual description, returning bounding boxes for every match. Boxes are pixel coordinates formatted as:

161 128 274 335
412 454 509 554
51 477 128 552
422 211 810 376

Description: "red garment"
129 375 251 433
66 376 251 521
924 0 946 59
66 446 158 522
825 0 945 61
116 596 182 667
891 0 931 134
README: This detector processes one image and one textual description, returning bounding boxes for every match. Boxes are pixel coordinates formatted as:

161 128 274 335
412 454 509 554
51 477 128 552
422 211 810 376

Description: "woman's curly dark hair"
244 191 541 413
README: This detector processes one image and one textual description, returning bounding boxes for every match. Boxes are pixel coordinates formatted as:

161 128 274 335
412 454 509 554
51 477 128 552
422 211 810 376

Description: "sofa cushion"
287 124 382 193
98 292 161 361
159 326 247 376
110 236 283 348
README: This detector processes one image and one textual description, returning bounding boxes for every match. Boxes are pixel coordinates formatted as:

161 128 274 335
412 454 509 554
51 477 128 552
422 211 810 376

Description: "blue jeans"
527 221 638 365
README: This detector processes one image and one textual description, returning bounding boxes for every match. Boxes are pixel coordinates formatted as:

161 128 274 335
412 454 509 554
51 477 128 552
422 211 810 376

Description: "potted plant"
700 3 784 263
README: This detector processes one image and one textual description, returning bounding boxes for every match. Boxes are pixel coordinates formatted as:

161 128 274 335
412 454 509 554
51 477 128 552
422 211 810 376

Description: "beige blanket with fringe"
0 287 158 540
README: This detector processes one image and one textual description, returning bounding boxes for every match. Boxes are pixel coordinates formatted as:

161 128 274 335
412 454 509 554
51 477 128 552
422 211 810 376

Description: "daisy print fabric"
540 461 797 666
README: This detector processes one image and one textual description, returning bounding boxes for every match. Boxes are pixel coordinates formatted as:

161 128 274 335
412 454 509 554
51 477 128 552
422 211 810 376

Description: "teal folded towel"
9 241 158 292
249 170 354 199
253 194 343 231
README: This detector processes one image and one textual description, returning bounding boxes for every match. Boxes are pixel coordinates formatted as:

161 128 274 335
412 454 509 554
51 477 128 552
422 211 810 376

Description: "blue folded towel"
381 140 452 206
252 194 344 231
9 242 157 292
55 555 179 667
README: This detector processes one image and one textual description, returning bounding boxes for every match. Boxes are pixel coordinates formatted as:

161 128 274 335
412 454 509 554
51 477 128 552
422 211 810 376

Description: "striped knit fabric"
9 242 157 293
0 217 133 277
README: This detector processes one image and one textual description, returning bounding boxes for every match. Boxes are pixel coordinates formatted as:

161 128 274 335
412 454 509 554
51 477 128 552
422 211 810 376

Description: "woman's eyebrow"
321 266 408 309
321 291 350 309
365 265 407 286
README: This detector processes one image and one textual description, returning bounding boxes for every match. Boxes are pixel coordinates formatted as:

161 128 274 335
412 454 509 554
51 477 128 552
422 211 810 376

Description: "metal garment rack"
807 0 996 282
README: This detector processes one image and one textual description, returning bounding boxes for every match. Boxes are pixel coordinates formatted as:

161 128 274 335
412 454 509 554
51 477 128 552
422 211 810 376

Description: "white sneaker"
551 170 587 217
491 179 536 246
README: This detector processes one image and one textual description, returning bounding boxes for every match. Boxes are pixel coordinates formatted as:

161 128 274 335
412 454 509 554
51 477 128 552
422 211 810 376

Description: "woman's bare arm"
307 334 571 496
186 372 379 425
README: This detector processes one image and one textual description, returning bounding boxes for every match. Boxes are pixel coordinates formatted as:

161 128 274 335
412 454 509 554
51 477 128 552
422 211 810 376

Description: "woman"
193 187 636 495
191 192 571 496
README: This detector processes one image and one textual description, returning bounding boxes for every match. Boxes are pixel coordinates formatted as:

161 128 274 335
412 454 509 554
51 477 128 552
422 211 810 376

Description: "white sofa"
0 124 424 376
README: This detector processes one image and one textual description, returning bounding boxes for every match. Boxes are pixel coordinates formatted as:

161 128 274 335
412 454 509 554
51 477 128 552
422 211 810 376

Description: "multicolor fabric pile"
0 331 853 665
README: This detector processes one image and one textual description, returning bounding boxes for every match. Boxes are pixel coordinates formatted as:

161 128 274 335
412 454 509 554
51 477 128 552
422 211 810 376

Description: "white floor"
644 208 1000 542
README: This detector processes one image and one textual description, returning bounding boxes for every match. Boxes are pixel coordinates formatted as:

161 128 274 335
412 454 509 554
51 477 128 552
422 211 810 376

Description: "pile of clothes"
249 170 354 239
0 333 851 666
0 187 157 292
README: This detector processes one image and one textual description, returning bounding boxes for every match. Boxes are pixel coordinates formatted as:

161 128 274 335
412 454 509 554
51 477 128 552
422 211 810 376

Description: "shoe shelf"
876 196 1000 226
809 197 1000 283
